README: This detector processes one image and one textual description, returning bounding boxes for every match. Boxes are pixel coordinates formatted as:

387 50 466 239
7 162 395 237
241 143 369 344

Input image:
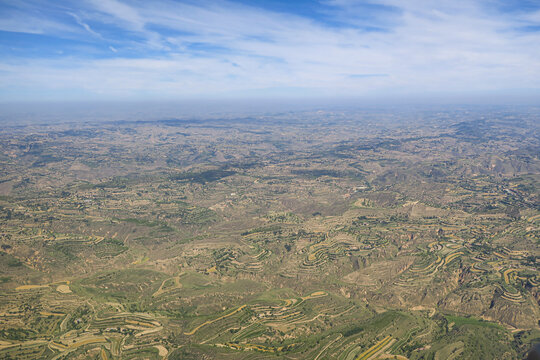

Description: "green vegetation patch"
0 328 37 341
93 239 128 258
170 169 236 184
114 217 175 231
241 224 282 236
445 314 504 329
0 252 23 267
75 269 167 301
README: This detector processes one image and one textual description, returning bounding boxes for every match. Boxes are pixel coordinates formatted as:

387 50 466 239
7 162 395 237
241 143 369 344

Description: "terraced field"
1 109 539 359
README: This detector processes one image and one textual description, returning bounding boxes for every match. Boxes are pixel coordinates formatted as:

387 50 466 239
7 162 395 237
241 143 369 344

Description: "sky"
0 0 540 102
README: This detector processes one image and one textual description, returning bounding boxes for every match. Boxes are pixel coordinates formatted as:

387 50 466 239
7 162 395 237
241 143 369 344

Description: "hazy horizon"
1 96 539 126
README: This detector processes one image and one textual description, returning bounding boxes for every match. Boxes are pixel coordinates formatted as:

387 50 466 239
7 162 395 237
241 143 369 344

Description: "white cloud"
0 13 76 35
87 0 145 31
0 0 539 101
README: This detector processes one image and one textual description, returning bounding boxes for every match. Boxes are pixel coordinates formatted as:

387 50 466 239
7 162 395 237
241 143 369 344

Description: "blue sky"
0 0 539 102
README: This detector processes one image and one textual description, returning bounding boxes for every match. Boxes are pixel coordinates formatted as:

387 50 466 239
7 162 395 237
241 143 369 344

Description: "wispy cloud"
67 11 103 39
0 0 539 101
